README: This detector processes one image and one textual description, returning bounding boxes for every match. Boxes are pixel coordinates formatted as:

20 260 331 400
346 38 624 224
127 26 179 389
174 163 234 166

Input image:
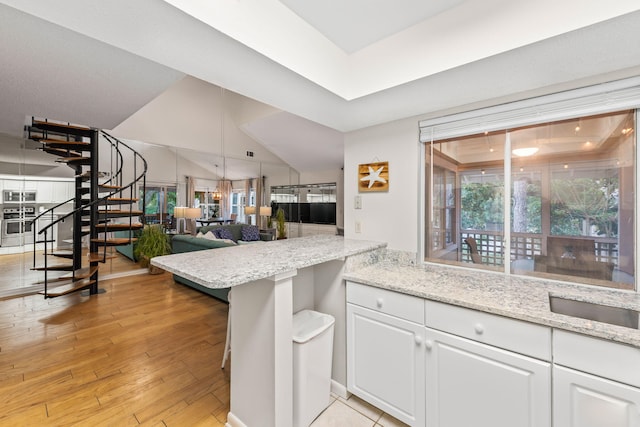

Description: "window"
140 184 177 225
194 190 220 219
425 110 636 290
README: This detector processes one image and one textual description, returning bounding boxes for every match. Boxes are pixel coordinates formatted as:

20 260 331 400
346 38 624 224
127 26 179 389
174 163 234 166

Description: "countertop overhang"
344 261 640 348
151 234 386 289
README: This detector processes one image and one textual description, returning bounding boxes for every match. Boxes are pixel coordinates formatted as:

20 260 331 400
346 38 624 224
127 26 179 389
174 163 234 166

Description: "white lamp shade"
244 206 256 215
185 207 201 219
174 207 187 218
259 206 272 216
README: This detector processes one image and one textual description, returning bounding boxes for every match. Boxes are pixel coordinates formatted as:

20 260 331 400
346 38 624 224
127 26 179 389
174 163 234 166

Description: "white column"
227 270 296 427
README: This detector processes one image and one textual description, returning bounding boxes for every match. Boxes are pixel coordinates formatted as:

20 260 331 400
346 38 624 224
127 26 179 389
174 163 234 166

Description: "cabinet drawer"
554 329 640 388
346 281 424 324
425 300 551 360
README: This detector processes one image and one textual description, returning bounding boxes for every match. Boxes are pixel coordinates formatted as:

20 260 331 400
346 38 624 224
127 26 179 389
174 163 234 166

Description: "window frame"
419 78 640 291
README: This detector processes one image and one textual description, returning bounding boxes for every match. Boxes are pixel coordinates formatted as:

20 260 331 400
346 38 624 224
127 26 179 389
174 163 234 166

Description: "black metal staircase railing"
27 118 147 298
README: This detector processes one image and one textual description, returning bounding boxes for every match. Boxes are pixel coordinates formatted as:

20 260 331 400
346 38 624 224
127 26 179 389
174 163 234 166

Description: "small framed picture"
358 161 389 192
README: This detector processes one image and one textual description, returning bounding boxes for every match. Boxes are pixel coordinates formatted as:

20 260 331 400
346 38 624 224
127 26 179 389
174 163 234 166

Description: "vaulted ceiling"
1 0 640 171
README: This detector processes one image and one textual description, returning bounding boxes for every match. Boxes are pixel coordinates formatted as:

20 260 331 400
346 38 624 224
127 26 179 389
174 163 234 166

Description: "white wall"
111 75 286 166
344 117 420 254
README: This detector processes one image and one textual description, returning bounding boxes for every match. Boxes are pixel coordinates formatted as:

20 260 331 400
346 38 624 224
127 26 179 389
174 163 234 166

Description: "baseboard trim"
225 412 247 427
331 379 349 399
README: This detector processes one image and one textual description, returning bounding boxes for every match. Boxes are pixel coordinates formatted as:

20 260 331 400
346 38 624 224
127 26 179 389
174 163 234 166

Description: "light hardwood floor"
0 249 145 298
0 271 231 426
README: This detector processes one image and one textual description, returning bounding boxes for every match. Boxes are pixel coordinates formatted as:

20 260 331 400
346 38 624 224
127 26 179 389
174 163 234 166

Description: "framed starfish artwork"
358 161 389 192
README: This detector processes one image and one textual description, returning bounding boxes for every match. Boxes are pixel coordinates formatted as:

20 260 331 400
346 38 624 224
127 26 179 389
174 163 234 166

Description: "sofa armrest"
172 235 235 253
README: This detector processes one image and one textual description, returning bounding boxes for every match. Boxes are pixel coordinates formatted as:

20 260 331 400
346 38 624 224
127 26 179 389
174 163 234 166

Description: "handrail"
32 131 148 243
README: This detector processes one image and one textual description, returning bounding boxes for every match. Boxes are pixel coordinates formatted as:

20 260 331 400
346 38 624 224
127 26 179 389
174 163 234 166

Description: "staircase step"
95 222 144 232
39 278 96 298
99 184 122 191
49 250 73 259
86 198 138 206
41 146 82 157
32 119 94 137
56 156 91 165
106 197 139 204
96 209 144 218
31 264 74 272
34 266 99 283
90 237 138 246
38 138 91 150
88 252 117 262
75 171 92 180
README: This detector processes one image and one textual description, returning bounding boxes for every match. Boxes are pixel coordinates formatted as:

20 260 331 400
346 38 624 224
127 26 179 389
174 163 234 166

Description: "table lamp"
259 206 272 229
244 206 256 225
185 207 201 235
174 207 187 233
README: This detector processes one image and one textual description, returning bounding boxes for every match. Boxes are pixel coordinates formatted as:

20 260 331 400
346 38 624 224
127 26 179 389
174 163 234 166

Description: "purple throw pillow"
241 225 260 241
214 228 235 241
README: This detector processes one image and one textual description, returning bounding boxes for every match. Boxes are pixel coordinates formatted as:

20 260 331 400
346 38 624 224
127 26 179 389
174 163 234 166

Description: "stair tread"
95 222 144 231
33 120 91 132
108 197 139 202
39 278 96 298
49 250 73 258
41 147 82 157
34 266 99 283
31 264 74 271
56 156 90 163
90 237 138 246
37 138 91 146
88 252 117 262
96 209 144 217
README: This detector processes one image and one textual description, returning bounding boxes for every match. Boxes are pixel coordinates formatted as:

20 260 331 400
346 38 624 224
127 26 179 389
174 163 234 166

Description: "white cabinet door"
424 328 551 427
52 181 72 203
554 365 640 427
35 181 54 203
347 303 425 426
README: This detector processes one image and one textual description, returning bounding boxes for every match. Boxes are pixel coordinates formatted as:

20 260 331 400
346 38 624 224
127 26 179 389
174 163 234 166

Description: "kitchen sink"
549 295 640 329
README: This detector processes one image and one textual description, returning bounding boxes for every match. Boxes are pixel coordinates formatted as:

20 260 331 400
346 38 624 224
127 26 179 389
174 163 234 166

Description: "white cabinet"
33 180 73 204
424 300 551 427
424 327 551 427
553 330 640 427
52 181 73 203
553 366 640 427
346 282 425 426
35 180 54 203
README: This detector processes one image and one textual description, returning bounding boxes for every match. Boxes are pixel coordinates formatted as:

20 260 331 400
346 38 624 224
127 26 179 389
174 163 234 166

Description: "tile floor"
311 394 409 427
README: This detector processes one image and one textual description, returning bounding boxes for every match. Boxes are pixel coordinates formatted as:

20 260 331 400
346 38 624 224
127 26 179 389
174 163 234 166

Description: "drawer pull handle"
474 323 484 335
415 335 423 346
376 298 384 308
424 340 433 351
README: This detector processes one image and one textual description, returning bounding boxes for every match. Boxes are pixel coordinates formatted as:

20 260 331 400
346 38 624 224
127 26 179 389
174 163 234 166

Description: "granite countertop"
344 261 640 348
152 234 386 289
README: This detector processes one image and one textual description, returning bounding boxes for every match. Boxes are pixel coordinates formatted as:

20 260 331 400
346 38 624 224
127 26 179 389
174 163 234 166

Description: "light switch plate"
354 195 362 209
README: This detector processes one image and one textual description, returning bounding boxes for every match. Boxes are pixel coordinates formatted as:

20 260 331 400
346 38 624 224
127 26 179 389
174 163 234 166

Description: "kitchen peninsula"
154 235 640 427
151 234 386 427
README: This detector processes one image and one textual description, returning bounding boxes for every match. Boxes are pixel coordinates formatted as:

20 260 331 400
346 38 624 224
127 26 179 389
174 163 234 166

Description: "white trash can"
292 309 336 427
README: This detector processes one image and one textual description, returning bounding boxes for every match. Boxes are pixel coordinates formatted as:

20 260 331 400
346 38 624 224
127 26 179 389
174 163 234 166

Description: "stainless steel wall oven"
1 206 35 246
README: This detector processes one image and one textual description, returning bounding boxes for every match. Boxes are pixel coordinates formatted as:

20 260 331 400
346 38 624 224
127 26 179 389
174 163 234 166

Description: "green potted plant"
133 224 171 274
275 207 287 239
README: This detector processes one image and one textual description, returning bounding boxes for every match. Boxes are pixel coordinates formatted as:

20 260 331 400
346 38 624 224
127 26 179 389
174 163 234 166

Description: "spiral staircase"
26 118 147 298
